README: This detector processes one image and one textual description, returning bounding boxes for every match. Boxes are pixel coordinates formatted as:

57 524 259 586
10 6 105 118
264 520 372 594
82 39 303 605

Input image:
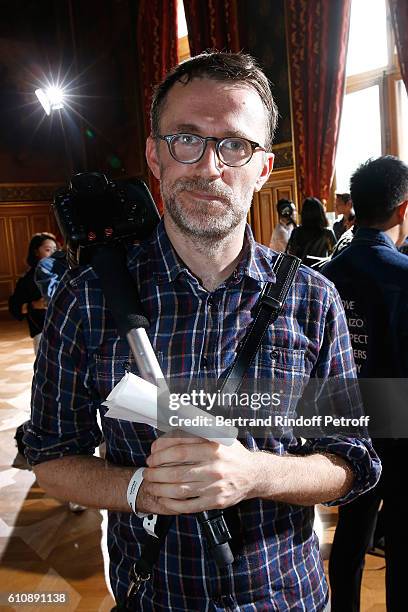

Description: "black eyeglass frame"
155 133 266 167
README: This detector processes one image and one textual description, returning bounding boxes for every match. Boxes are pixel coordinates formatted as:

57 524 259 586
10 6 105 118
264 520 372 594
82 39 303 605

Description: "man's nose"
194 140 224 176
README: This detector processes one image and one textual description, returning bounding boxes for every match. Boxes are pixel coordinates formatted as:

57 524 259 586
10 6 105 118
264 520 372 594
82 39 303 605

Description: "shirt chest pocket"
94 352 160 446
92 335 136 396
94 354 134 400
252 345 306 387
93 344 165 401
257 345 304 369
236 346 307 421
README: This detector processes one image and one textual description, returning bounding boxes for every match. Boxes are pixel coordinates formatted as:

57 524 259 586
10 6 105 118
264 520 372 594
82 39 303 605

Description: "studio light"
35 86 65 115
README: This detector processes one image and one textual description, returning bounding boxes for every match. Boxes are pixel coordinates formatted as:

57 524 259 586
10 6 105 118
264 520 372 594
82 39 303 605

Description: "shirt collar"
353 227 398 251
234 224 277 283
128 219 276 285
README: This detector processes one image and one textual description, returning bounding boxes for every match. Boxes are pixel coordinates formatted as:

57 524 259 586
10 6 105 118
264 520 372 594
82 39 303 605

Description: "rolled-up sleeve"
24 277 103 465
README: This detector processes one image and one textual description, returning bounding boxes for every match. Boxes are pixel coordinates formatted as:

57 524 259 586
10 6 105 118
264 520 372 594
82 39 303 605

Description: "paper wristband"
127 467 148 518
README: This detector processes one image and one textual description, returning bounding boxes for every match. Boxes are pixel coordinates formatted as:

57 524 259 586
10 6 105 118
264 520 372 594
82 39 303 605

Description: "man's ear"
146 135 161 180
254 152 274 192
397 199 408 222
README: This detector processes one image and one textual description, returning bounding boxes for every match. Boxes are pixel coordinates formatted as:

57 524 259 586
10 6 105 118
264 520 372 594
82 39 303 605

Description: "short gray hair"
151 51 278 150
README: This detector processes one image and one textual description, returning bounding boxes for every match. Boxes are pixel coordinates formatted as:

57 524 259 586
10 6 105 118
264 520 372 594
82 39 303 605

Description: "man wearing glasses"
25 52 380 611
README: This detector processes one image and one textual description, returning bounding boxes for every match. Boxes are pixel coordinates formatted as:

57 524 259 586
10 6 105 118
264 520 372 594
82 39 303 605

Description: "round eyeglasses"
156 133 266 167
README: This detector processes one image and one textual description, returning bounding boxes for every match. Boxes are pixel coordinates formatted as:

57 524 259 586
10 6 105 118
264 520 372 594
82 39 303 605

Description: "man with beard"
24 52 380 611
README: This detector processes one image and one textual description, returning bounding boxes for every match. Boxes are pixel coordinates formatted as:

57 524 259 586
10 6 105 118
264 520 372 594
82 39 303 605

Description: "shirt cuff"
289 435 382 505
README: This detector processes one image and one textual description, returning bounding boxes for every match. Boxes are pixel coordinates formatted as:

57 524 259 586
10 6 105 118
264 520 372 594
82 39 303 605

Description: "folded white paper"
103 372 237 446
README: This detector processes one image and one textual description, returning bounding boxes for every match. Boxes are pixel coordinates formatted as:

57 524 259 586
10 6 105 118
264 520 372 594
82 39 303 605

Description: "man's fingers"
136 482 180 515
158 495 222 514
143 464 207 483
147 441 218 467
151 434 206 454
146 481 202 500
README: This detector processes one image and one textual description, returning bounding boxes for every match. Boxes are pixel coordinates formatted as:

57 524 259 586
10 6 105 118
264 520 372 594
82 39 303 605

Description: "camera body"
53 172 160 266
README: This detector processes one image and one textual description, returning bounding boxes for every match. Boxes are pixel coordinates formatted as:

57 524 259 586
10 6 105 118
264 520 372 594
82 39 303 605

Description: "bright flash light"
35 86 65 115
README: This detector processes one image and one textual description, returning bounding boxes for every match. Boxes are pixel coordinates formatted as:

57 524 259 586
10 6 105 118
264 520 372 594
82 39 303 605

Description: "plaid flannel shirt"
25 221 380 611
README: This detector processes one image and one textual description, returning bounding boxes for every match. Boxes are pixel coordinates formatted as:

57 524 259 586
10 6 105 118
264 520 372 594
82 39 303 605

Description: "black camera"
53 172 160 266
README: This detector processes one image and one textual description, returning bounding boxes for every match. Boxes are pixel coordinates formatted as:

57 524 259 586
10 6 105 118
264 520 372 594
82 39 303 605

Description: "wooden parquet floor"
0 316 386 611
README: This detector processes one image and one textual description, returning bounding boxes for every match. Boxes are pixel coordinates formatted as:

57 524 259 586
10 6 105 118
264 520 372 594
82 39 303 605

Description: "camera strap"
124 252 301 607
219 252 301 396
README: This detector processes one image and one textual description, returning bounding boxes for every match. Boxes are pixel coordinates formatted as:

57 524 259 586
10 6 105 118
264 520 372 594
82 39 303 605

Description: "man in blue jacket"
324 155 408 611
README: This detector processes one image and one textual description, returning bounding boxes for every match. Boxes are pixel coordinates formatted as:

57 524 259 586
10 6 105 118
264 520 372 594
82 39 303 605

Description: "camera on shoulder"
53 172 160 267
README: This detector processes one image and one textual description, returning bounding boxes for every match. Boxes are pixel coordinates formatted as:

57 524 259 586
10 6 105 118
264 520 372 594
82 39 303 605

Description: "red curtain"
137 0 178 212
183 0 241 55
389 0 408 95
286 0 351 204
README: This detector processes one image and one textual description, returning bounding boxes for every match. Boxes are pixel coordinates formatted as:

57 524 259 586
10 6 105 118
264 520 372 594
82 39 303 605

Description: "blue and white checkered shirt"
25 221 380 611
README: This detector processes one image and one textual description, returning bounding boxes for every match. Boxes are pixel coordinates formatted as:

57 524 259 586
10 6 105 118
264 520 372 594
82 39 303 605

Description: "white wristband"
127 467 148 518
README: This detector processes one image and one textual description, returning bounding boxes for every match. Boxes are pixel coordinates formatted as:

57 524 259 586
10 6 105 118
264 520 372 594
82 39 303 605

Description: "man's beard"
161 175 252 243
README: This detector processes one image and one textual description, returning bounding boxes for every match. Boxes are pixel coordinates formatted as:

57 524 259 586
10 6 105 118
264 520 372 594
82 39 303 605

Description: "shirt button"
271 350 279 360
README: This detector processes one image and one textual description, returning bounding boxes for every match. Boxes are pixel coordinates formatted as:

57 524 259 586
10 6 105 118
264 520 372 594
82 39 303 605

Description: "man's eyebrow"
170 123 200 133
168 123 251 139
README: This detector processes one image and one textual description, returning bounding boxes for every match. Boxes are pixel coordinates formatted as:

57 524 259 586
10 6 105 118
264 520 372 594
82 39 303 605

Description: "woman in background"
9 232 57 354
286 196 336 266
269 198 297 252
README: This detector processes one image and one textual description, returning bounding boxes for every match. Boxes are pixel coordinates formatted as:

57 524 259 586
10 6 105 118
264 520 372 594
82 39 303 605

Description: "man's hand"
141 436 258 514
136 477 184 515
31 297 47 310
141 435 356 511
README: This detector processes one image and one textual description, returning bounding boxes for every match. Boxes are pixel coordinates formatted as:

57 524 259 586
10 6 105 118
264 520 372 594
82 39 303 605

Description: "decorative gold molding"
273 141 294 168
265 166 295 183
0 183 62 203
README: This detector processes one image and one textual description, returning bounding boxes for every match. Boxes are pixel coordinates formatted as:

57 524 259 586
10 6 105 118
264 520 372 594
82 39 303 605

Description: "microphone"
91 245 234 568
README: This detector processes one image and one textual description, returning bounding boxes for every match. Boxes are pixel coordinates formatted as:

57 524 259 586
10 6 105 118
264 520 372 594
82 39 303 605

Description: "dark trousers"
329 441 407 612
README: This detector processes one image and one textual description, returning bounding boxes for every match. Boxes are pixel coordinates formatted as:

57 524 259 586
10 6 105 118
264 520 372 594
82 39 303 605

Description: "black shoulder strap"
219 252 301 396
122 252 301 607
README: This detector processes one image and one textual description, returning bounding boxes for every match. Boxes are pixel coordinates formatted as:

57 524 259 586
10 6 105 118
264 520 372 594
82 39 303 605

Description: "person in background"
328 211 358 260
333 192 354 240
9 232 57 354
324 155 408 611
269 198 297 252
13 241 84 512
35 248 69 304
344 209 356 231
286 196 336 266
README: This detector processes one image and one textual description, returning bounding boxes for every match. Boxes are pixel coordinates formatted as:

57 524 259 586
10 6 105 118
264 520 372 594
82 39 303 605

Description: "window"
346 0 388 77
177 0 190 61
396 79 408 163
335 0 408 192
